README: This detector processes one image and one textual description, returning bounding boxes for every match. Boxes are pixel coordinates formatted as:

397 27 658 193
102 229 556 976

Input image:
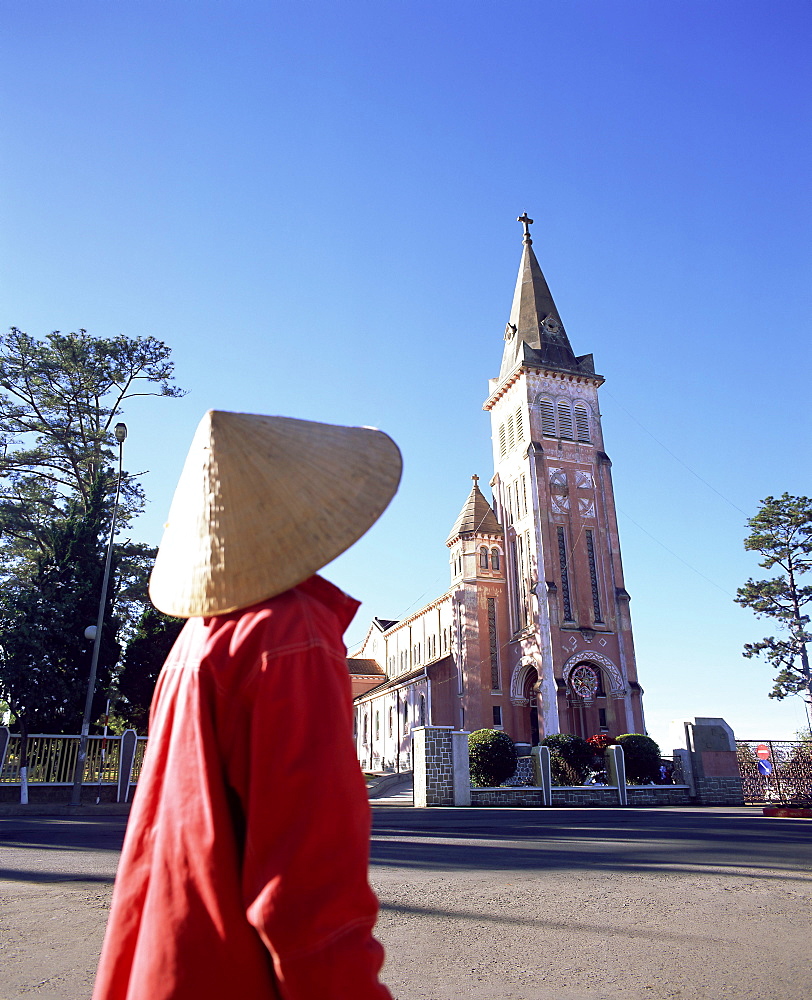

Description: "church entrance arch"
510 658 541 745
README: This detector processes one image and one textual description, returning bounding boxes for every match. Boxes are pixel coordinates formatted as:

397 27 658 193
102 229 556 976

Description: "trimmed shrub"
540 733 594 785
615 733 661 784
468 729 518 787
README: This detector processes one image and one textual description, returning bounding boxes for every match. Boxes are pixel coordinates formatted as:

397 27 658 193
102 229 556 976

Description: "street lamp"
70 422 128 806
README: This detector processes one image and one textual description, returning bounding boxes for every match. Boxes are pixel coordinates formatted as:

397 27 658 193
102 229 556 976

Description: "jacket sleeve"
235 618 392 1000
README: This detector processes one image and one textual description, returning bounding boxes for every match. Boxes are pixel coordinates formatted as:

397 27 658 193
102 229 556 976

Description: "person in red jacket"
93 410 401 1000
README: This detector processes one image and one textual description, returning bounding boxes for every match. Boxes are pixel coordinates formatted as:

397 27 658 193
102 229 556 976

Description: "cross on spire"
517 212 534 244
471 474 479 486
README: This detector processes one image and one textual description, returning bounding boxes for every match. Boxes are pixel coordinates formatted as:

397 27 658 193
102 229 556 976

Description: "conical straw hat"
149 410 402 617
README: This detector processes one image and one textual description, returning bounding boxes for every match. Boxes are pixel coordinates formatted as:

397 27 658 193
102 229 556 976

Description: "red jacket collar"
295 575 360 634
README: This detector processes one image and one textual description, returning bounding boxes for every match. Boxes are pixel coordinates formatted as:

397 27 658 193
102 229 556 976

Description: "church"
350 216 646 773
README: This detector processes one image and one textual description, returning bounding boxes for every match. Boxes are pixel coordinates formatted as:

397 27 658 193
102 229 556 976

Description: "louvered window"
575 404 590 443
515 407 524 443
539 397 556 436
557 401 574 439
507 414 516 451
498 423 507 458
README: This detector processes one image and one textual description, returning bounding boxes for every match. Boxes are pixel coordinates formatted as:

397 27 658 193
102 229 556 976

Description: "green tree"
116 607 184 732
735 494 812 707
0 476 120 776
0 327 183 575
0 328 184 755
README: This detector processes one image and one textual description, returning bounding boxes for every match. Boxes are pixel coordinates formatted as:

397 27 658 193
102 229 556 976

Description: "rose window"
570 664 599 699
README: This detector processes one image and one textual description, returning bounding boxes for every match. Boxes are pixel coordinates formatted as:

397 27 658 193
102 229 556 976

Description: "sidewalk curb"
0 802 132 817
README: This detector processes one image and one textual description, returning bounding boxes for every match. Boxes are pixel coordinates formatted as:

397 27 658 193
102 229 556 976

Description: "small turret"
446 475 504 585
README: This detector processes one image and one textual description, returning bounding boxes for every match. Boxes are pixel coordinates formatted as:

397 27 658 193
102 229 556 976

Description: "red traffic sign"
756 743 770 760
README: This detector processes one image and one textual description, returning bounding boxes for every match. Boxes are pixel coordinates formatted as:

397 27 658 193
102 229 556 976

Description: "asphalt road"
0 806 809 999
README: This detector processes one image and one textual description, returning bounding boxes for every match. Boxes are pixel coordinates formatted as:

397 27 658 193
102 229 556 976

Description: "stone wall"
626 786 691 806
551 786 621 807
471 787 543 807
503 757 535 786
694 776 744 806
470 784 691 807
417 724 732 808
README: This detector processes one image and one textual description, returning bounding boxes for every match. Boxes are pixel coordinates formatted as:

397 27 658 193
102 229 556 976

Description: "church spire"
446 474 502 545
499 214 592 382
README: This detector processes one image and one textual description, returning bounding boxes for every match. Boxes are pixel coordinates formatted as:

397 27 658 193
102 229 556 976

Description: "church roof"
499 214 596 381
373 617 398 632
446 476 503 544
346 657 386 677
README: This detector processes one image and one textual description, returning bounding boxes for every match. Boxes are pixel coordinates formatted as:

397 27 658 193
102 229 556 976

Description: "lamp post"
70 422 127 806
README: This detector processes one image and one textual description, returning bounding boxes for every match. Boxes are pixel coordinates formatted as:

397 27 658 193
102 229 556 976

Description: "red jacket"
94 576 392 1000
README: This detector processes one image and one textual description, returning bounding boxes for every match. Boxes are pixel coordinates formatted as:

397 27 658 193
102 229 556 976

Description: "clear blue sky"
2 1 810 749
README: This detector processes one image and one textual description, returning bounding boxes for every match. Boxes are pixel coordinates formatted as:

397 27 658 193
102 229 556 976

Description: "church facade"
351 216 645 773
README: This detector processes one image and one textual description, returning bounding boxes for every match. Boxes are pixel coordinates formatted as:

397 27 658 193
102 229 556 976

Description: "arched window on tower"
480 546 489 569
491 548 500 571
557 400 574 439
538 395 556 436
575 403 591 443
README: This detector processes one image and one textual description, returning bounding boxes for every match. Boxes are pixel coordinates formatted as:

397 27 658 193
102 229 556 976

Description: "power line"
604 389 748 515
616 504 734 598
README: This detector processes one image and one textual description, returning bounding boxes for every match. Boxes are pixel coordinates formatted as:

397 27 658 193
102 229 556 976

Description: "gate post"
682 718 744 805
605 744 628 806
0 727 8 778
413 726 458 807
531 745 553 806
117 729 138 803
451 731 471 807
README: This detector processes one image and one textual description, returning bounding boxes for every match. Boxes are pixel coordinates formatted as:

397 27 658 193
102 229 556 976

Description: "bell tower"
484 215 645 741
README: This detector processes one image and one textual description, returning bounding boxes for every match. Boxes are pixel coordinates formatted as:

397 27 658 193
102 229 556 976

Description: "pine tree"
0 327 182 576
735 494 812 706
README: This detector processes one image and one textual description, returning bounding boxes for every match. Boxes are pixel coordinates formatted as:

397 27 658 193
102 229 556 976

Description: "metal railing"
0 733 146 785
736 740 812 804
